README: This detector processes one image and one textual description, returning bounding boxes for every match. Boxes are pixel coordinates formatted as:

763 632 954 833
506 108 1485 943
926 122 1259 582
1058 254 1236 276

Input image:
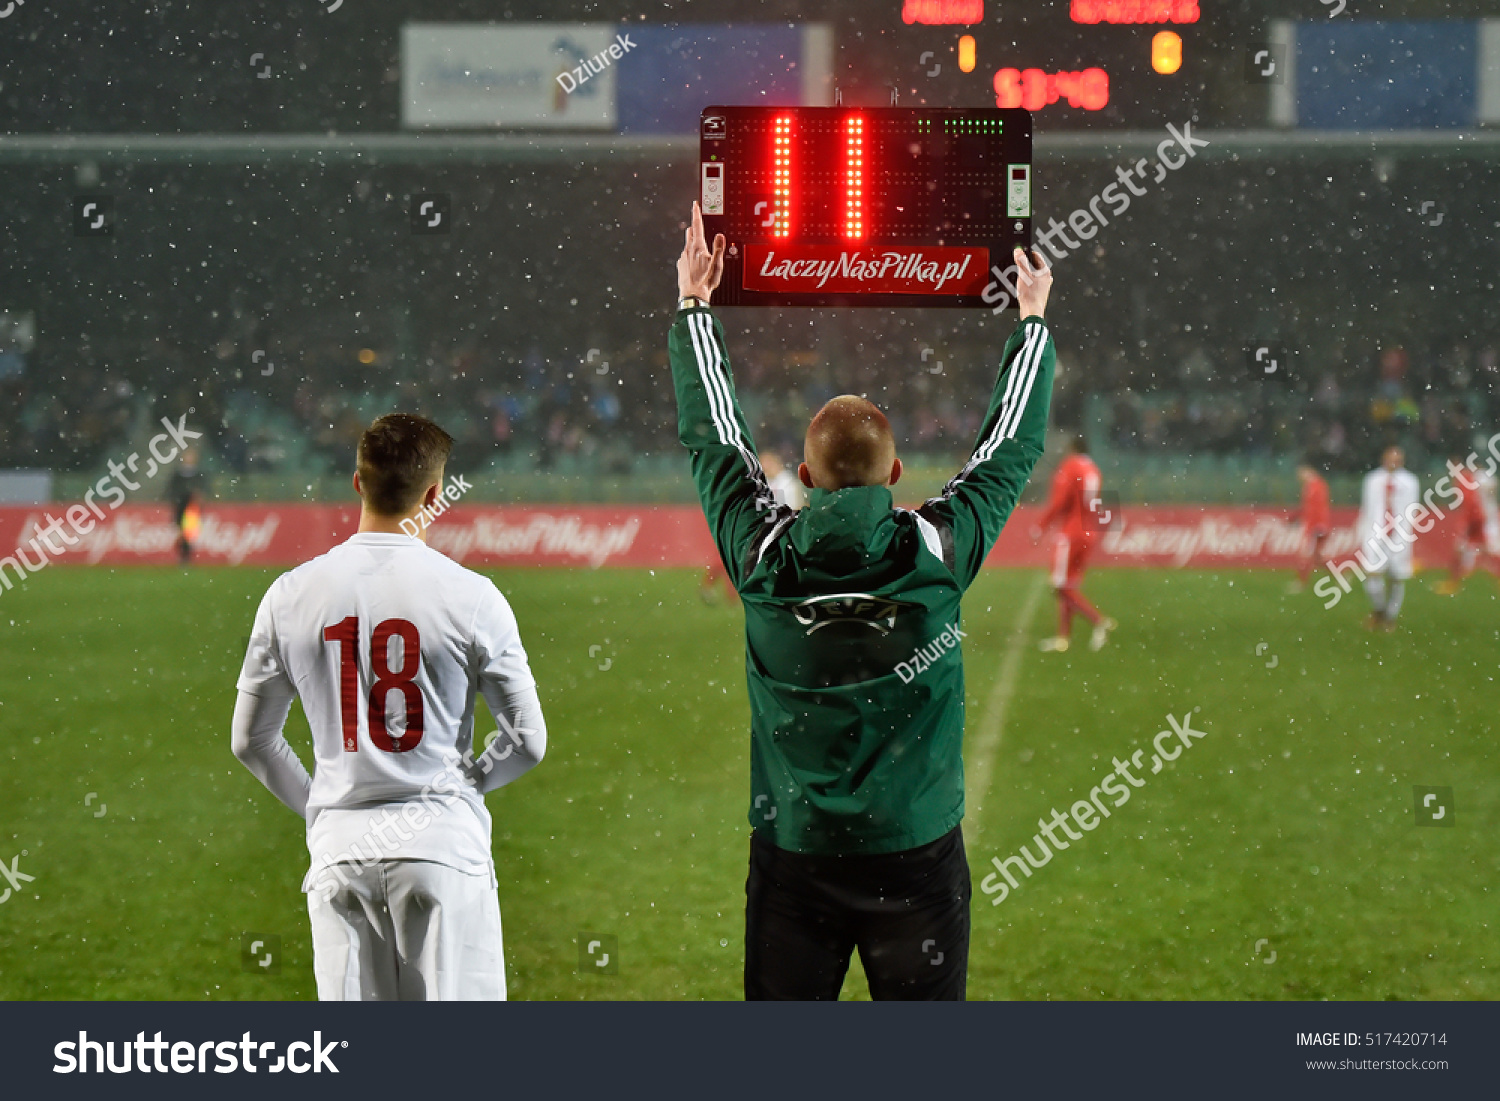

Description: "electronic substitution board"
699 105 1032 308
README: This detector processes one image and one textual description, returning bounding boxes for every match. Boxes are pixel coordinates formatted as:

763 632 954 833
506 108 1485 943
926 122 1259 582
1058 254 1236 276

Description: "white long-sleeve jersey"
1357 467 1421 545
233 532 546 881
769 468 806 510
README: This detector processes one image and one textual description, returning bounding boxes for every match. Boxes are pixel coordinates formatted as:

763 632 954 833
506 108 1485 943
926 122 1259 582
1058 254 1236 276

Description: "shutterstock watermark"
980 711 1208 906
982 120 1208 313
305 716 537 899
578 933 619 976
0 852 36 904
1314 436 1500 610
0 416 201 595
53 1031 344 1074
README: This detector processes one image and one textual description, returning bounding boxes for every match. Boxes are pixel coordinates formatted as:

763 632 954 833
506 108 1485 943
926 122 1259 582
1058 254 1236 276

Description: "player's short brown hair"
356 413 453 516
803 395 896 490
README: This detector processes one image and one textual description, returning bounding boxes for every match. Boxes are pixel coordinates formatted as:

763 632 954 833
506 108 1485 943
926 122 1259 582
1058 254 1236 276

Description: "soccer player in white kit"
232 413 547 1000
763 451 807 511
699 450 803 603
1356 445 1421 632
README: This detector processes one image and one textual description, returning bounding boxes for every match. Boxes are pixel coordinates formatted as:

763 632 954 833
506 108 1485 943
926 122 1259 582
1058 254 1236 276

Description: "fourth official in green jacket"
669 307 1056 857
671 207 1056 999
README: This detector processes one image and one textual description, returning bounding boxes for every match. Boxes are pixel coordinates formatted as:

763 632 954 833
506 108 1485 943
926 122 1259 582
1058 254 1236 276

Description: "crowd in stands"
5 318 1494 485
5 151 1496 486
1096 339 1497 471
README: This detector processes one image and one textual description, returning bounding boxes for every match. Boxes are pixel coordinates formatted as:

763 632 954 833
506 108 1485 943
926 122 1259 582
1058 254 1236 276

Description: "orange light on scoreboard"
958 35 976 73
843 114 865 239
1152 31 1183 74
772 113 793 237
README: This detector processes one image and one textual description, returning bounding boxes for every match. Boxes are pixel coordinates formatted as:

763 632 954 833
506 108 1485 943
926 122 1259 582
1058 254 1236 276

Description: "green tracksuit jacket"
670 303 1055 855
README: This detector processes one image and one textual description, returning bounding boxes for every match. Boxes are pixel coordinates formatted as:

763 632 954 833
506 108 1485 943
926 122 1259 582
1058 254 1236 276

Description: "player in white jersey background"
232 413 547 1000
699 449 803 603
764 451 807 512
1356 445 1421 632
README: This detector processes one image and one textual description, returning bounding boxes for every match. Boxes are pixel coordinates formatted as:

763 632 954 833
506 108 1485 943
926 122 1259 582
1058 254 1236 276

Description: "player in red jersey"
1032 435 1115 653
1435 456 1499 595
1286 460 1331 594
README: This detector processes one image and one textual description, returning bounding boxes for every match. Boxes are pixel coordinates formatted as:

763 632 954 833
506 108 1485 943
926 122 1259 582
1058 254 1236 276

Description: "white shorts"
306 860 506 1001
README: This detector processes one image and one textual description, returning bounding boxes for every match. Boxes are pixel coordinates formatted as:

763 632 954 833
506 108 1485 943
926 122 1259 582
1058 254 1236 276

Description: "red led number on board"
844 114 864 240
773 114 792 238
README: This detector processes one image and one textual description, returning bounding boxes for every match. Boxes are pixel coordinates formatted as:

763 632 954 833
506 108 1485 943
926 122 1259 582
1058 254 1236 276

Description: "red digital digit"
368 618 424 753
323 616 425 753
322 616 360 752
1071 0 1198 24
1080 68 1110 110
994 68 1022 108
843 113 864 240
1020 68 1048 111
772 113 792 238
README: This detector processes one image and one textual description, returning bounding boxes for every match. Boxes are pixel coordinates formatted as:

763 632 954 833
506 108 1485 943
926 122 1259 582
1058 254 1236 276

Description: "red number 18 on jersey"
323 616 425 753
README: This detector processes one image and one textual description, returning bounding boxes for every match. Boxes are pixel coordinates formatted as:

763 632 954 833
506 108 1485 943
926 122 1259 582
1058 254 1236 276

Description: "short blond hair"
803 396 896 489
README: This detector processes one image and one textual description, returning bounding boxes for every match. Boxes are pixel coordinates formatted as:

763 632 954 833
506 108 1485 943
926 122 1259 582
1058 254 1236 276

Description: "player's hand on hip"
678 201 726 303
1013 245 1052 320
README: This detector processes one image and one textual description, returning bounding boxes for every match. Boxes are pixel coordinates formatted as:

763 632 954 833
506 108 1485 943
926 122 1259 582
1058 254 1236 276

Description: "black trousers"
744 825 970 1000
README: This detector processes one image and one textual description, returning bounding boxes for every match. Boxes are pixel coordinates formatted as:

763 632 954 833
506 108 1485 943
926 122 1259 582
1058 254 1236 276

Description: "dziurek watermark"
555 32 635 95
896 622 967 683
399 473 472 538
980 711 1208 906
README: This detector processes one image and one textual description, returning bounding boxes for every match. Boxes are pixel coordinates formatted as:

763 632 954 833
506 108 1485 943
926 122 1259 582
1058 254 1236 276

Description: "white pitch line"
963 571 1047 843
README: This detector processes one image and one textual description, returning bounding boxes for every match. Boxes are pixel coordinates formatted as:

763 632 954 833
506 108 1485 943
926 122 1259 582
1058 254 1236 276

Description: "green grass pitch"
0 565 1495 1000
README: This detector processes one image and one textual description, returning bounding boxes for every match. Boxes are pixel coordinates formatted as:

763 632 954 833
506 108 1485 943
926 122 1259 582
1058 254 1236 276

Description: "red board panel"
743 244 991 297
702 106 1031 308
0 505 706 571
0 504 1464 573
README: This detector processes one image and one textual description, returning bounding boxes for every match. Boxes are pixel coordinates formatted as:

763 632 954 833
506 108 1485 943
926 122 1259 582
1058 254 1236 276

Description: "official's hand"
1013 245 1053 320
678 201 726 303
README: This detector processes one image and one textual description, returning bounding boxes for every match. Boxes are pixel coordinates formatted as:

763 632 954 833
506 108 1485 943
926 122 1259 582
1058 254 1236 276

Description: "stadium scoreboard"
699 106 1033 308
